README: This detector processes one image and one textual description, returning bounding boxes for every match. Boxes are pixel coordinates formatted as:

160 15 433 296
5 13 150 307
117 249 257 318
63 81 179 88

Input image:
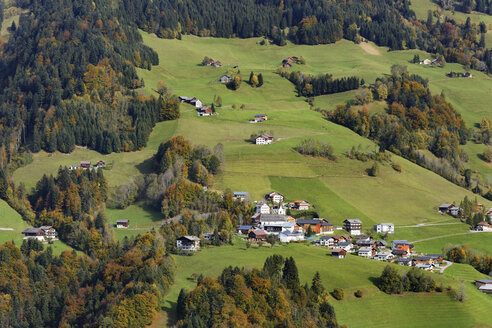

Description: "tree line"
176 254 339 327
278 69 360 97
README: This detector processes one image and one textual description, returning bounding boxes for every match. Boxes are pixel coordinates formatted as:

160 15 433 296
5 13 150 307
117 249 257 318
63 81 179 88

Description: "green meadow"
5 31 492 327
157 240 492 328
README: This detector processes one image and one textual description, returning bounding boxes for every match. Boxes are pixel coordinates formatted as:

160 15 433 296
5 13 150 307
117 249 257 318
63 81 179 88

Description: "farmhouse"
332 248 346 259
272 204 286 215
233 191 250 201
254 114 268 122
259 214 294 234
219 74 232 83
289 200 311 211
344 219 362 235
197 106 213 116
392 249 409 258
176 236 201 251
449 206 461 216
414 263 433 271
80 161 91 169
255 134 273 145
374 223 394 234
438 203 454 213
279 230 305 242
248 230 267 241
22 226 57 242
474 221 492 232
267 192 284 203
237 225 253 235
398 258 413 266
116 220 129 228
475 279 492 294
179 96 203 108
295 219 333 235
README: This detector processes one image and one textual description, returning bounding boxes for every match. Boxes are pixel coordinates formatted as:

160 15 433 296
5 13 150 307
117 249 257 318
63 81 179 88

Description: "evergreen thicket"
176 255 339 327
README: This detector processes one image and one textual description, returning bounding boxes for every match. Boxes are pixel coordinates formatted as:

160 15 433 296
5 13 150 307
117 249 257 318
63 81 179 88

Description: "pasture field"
106 204 164 241
160 240 492 328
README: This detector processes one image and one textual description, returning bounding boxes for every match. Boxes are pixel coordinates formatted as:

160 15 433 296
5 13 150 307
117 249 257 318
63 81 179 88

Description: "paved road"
438 260 453 274
398 222 463 228
410 232 473 244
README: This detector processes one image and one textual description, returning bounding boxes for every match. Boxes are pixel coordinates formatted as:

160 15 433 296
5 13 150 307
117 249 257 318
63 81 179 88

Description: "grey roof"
377 223 394 226
22 228 41 234
179 235 200 241
439 203 454 208
260 214 287 222
116 219 129 223
233 191 249 196
296 219 331 225
345 219 362 224
476 279 492 284
376 240 388 246
358 247 373 252
238 225 252 230
281 230 303 236
392 240 411 245
338 241 353 246
320 236 334 240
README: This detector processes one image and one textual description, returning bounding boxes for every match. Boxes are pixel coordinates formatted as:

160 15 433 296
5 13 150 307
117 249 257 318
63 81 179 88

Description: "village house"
332 248 346 259
486 208 492 219
392 240 414 255
344 219 362 235
318 235 348 247
289 200 311 211
233 191 250 201
419 58 432 65
373 251 394 261
374 240 388 249
255 134 273 145
267 192 284 203
256 202 271 214
203 233 216 241
449 206 461 216
474 221 492 231
249 229 267 242
176 236 201 251
237 225 254 235
337 241 354 253
392 249 409 258
374 223 394 234
279 230 305 242
356 239 375 248
80 161 91 169
219 74 232 83
358 246 374 258
179 96 203 108
397 258 413 266
295 219 334 235
116 220 129 228
414 263 433 271
22 226 57 242
259 214 294 235
413 254 443 267
475 279 492 294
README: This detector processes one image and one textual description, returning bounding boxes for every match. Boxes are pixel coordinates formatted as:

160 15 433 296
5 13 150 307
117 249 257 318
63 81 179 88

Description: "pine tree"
311 271 324 295
282 256 299 289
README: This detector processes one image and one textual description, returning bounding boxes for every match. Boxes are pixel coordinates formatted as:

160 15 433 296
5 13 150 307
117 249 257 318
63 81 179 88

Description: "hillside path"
410 232 472 243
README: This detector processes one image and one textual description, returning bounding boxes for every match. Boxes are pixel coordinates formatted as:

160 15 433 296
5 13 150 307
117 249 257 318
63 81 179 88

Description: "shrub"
483 146 492 162
392 163 403 172
354 290 364 298
331 288 344 300
295 138 336 160
368 162 380 176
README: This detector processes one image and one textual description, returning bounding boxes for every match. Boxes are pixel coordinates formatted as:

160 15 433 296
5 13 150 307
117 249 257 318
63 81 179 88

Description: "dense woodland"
176 255 339 327
0 232 175 328
324 66 477 190
278 69 360 97
0 0 179 169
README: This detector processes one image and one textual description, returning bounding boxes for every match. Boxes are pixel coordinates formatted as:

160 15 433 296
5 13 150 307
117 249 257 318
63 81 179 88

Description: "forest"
176 255 339 327
278 69 360 97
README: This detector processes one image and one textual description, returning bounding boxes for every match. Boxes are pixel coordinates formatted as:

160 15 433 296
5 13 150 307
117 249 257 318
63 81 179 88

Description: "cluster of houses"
204 58 222 67
21 226 57 243
250 114 268 123
446 71 472 78
282 56 301 68
69 160 105 171
255 134 274 145
179 96 213 116
473 221 492 232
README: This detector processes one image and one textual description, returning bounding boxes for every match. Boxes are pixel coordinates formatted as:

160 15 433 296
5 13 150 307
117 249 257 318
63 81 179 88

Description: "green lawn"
106 204 165 241
161 240 492 328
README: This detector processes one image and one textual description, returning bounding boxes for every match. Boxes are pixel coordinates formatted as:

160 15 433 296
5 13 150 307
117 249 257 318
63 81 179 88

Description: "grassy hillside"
159 240 492 328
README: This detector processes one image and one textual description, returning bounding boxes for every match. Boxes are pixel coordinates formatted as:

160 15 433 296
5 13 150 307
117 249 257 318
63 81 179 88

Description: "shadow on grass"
136 157 154 175
368 276 380 288
161 300 178 327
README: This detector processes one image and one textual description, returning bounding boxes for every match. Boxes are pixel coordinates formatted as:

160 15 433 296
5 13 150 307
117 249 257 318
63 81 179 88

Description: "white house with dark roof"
374 223 394 234
358 246 374 258
267 192 284 203
279 230 305 242
344 219 362 235
233 191 249 201
256 202 271 214
177 236 201 251
255 134 273 145
475 279 492 294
